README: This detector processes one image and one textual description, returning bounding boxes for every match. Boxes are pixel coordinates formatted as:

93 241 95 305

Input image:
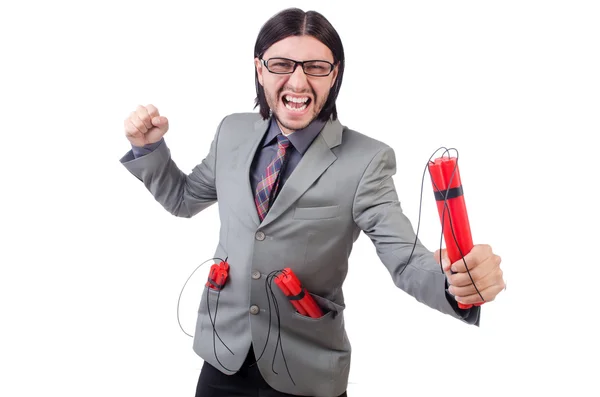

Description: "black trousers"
195 347 347 397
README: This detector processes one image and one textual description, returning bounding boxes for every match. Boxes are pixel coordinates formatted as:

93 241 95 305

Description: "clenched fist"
434 244 505 305
124 104 169 147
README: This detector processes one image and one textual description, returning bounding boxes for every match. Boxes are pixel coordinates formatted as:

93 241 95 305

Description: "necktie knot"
277 134 290 149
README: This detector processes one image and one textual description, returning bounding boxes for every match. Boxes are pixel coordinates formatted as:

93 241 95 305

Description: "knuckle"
482 245 493 259
478 243 491 252
136 105 148 118
124 121 134 133
478 245 492 259
498 272 506 286
494 254 502 266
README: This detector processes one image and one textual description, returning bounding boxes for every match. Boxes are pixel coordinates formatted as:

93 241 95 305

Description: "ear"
330 64 339 88
254 57 264 86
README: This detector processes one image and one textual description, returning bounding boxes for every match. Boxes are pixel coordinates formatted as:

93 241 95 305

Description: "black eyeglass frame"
260 57 336 77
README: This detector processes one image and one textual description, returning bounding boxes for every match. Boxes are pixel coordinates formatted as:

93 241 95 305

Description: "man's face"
255 35 338 134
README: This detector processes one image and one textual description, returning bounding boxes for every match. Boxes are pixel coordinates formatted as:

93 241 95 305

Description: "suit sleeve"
131 138 164 158
352 146 480 325
119 117 225 218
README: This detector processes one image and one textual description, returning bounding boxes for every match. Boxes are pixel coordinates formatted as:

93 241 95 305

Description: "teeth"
285 95 309 103
285 102 307 111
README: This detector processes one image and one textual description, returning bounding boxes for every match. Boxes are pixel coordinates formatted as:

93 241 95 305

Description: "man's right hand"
124 104 169 147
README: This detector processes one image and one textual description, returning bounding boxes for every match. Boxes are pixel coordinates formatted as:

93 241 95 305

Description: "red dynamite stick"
428 157 483 309
214 269 228 290
206 264 220 289
274 274 309 316
281 269 323 318
219 261 229 273
216 261 229 290
281 267 319 317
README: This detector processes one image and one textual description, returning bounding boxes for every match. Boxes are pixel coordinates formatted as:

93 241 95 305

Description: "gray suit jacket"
120 112 479 396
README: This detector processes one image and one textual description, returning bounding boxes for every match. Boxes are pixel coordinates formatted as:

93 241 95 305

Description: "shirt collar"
262 117 327 155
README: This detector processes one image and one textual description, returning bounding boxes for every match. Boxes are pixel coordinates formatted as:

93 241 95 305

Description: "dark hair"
253 8 345 121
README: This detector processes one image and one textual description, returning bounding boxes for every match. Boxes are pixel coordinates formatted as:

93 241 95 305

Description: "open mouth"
282 95 311 112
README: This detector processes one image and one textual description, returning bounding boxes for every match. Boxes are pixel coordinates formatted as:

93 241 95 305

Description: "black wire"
206 285 236 373
177 257 226 337
248 269 295 386
252 270 281 364
268 271 294 385
398 147 449 277
206 288 232 353
176 255 237 372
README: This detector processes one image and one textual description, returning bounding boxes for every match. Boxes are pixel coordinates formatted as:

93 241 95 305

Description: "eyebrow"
268 56 333 62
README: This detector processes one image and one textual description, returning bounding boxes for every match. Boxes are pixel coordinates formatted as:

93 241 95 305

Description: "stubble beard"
265 87 326 132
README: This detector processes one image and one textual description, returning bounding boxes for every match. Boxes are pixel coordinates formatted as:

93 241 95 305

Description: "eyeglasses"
261 57 335 77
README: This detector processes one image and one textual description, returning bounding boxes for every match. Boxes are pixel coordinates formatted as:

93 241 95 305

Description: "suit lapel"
230 117 269 229
259 118 343 228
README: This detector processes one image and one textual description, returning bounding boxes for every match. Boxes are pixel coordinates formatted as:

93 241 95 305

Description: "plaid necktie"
255 134 291 221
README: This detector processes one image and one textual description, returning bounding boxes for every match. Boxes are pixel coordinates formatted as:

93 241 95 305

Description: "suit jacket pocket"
292 292 345 320
287 293 346 351
293 205 339 220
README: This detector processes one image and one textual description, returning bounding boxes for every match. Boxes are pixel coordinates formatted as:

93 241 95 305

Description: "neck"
276 120 295 136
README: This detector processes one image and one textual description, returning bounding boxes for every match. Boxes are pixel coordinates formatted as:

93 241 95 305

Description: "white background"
1 1 599 396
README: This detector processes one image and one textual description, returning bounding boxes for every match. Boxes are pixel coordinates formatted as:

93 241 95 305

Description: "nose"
287 63 309 89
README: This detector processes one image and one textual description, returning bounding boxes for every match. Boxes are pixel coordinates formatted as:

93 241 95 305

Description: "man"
120 7 505 397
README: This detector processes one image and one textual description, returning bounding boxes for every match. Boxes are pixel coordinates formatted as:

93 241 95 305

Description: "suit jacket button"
255 231 265 241
250 305 260 315
252 271 261 280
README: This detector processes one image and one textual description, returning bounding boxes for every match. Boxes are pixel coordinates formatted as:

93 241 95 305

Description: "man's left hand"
434 244 505 305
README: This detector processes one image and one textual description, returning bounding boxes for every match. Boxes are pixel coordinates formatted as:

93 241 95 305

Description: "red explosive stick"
274 274 308 316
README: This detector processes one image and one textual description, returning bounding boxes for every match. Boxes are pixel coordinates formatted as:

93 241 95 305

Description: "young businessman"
120 8 505 397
